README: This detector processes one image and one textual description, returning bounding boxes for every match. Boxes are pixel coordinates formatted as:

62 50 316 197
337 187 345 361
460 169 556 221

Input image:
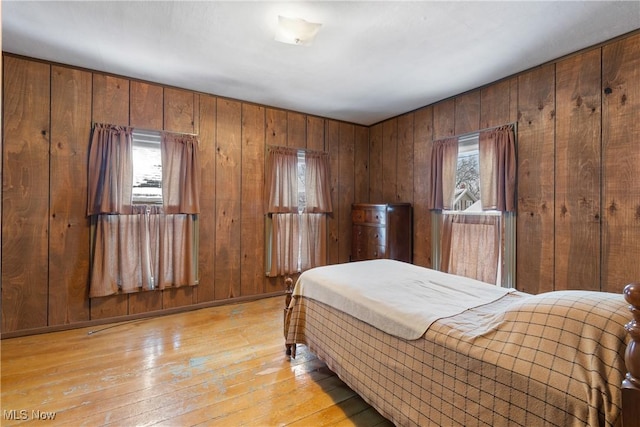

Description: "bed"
284 259 640 427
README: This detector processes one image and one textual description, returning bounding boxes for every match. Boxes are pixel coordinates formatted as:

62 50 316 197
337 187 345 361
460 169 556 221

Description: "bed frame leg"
623 282 640 427
284 276 296 357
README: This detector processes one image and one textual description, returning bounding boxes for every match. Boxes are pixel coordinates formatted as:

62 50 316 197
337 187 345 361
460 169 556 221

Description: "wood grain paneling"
164 87 195 134
555 49 602 291
338 123 355 263
241 104 266 296
602 33 640 293
49 65 92 325
433 99 455 140
162 286 195 311
454 90 480 135
397 113 414 203
196 94 217 303
215 99 242 300
516 64 556 295
2 57 51 332
326 121 341 264
368 123 383 202
92 74 129 127
130 81 163 130
480 79 513 129
306 116 325 152
287 112 306 148
266 108 287 147
413 106 433 268
354 126 369 203
382 119 398 202
90 74 130 319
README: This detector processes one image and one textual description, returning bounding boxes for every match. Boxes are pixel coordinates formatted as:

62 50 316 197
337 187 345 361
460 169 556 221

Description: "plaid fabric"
286 290 630 427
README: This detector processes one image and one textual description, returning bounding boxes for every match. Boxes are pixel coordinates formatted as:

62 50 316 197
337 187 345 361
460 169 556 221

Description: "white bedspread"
292 259 515 339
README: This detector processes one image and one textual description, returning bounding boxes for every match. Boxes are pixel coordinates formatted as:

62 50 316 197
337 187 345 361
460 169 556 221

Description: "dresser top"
352 203 412 208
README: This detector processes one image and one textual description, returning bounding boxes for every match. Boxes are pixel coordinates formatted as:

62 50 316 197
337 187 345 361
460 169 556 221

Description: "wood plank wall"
2 30 639 335
1 55 369 335
370 31 640 295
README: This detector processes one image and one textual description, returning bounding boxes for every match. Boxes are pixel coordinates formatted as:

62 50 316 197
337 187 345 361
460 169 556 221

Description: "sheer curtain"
265 147 331 277
479 125 516 212
158 133 200 289
441 214 501 285
265 147 298 214
429 137 459 210
87 123 133 215
304 151 332 213
162 133 201 214
88 124 200 297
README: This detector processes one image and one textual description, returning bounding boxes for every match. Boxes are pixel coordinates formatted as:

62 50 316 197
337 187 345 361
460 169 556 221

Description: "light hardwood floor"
1 296 392 426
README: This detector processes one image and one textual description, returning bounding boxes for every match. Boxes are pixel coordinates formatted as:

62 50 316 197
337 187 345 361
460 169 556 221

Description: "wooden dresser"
351 203 412 263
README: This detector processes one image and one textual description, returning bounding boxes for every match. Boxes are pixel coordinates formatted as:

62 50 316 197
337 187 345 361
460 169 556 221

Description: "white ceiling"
3 1 639 125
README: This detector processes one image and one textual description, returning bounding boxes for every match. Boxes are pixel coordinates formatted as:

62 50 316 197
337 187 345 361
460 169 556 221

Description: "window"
87 124 201 297
132 129 162 204
264 146 332 277
297 150 306 213
432 128 516 288
454 134 481 212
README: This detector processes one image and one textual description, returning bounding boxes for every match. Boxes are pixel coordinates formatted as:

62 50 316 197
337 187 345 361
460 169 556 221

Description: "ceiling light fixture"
274 15 322 46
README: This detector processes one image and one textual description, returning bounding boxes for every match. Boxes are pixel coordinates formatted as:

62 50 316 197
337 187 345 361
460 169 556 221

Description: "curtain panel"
162 133 201 214
479 125 516 212
429 137 459 210
441 214 501 285
267 213 328 277
90 207 198 297
300 213 327 270
268 213 300 277
87 123 134 215
265 147 299 213
304 151 332 213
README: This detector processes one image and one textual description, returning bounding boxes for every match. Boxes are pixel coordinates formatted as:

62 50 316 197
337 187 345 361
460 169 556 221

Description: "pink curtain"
90 207 198 297
304 151 332 213
265 147 299 213
300 214 327 271
429 137 459 210
87 123 133 215
90 206 160 296
268 213 300 277
162 133 201 214
441 214 501 285
479 125 516 212
157 213 198 288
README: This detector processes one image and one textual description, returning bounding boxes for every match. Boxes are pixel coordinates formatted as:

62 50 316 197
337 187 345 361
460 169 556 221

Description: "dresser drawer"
353 225 386 244
352 209 366 224
365 208 386 225
352 241 386 261
352 206 386 225
368 245 386 259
